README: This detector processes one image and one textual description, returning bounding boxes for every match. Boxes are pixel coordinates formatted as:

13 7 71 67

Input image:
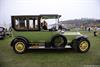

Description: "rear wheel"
13 39 27 54
51 35 67 48
72 38 90 53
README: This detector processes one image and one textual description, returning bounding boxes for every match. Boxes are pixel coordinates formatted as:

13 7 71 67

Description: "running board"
28 45 71 49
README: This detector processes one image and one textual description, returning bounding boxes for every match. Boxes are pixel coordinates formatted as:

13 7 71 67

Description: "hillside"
60 18 100 28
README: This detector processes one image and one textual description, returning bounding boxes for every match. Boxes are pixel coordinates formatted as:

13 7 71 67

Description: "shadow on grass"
25 48 77 54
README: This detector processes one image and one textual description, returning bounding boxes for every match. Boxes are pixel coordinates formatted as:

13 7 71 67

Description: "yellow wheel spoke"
15 42 25 52
79 41 89 51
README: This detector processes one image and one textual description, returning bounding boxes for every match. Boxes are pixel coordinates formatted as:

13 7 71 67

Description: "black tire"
12 39 27 54
72 38 90 53
51 35 67 48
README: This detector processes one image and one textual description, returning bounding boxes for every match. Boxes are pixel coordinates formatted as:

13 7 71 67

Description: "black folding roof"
11 14 61 19
40 14 61 19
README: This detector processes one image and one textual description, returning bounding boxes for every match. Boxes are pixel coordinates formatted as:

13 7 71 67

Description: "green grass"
0 31 100 67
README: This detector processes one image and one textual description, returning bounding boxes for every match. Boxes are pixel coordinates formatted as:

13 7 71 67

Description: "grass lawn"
0 31 100 67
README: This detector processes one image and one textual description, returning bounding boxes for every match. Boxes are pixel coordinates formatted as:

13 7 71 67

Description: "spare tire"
51 35 67 48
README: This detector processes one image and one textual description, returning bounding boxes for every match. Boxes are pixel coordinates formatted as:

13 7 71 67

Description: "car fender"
11 36 29 47
75 35 88 40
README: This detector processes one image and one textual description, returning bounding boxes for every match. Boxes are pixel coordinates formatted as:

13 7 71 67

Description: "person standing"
42 20 48 30
94 26 97 36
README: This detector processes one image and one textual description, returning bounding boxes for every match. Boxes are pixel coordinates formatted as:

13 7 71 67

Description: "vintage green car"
10 14 90 54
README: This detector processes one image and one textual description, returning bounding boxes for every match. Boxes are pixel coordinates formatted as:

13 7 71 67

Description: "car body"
0 27 5 39
10 14 90 54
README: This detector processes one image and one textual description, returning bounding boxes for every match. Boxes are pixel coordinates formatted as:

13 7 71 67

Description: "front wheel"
72 38 90 53
12 39 27 54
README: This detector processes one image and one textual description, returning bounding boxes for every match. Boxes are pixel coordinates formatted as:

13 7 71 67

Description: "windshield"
40 15 61 30
41 19 58 29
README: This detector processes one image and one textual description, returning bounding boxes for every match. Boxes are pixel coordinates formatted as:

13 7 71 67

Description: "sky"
0 0 100 28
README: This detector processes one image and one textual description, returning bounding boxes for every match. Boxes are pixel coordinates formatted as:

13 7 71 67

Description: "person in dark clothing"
42 20 48 30
88 27 91 32
94 27 97 36
94 31 97 36
40 23 43 29
58 25 63 30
